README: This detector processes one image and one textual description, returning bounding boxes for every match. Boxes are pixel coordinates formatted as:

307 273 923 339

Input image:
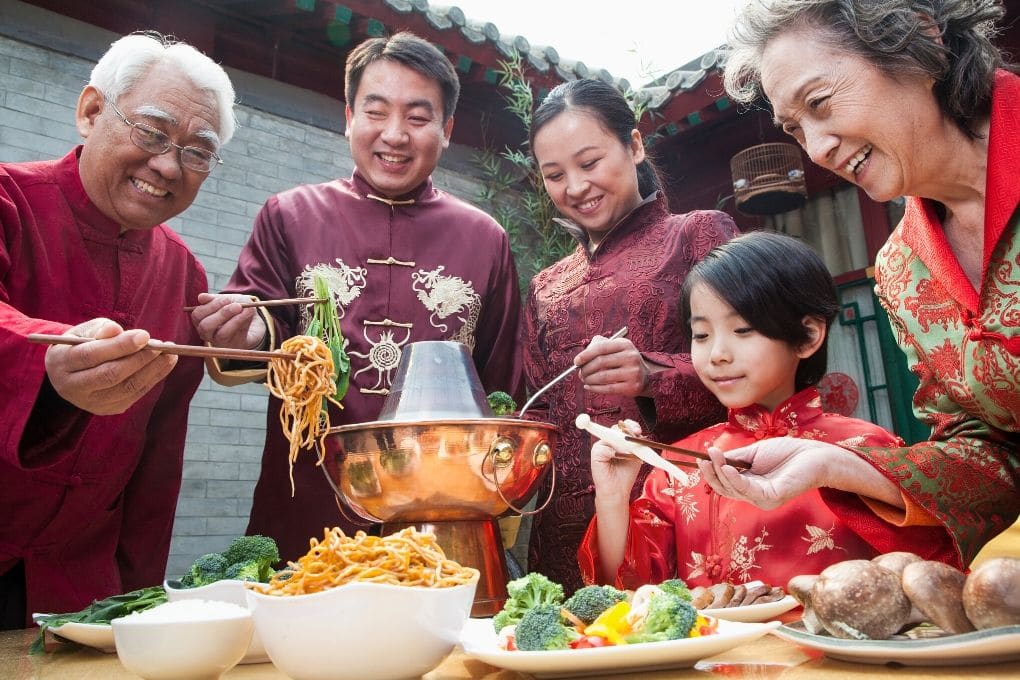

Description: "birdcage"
730 143 808 215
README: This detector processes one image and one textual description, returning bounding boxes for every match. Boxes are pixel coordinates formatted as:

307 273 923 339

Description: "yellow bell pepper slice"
583 601 633 645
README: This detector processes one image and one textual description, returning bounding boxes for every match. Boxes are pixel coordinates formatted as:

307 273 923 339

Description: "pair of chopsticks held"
574 413 749 481
27 296 325 363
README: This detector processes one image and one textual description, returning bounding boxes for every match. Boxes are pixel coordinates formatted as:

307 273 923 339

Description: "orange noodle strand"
253 527 477 596
265 335 341 495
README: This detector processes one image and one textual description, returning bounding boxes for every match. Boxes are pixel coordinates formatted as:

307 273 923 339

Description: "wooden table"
5 628 1020 680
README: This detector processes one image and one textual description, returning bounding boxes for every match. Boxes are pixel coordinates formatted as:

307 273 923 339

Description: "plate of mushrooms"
772 553 1020 665
692 581 799 623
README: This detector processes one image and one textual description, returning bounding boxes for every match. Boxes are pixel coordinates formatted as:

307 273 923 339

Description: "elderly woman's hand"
575 336 652 397
189 292 267 349
44 318 178 415
697 437 905 510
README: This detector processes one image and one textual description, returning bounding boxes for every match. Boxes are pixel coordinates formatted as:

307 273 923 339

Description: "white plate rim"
699 594 799 622
32 615 116 653
772 621 1020 665
460 617 780 677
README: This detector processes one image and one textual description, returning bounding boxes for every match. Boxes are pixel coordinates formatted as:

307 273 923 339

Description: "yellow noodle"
265 335 341 495
255 527 476 596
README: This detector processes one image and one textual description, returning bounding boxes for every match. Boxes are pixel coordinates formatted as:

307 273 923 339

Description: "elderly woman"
709 0 1018 569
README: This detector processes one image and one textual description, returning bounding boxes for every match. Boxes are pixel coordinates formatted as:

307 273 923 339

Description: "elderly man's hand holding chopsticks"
44 318 177 416
189 292 267 350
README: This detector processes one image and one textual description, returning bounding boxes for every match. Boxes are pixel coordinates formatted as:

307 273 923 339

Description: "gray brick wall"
0 3 507 581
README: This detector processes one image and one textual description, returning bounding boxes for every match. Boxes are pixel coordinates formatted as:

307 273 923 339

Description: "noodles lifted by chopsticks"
265 335 342 495
255 527 478 596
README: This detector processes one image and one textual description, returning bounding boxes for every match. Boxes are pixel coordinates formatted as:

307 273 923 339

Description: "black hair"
529 78 663 198
344 31 460 124
681 231 840 391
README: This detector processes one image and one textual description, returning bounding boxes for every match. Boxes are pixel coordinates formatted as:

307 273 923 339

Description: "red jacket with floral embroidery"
578 388 959 589
849 70 1020 566
523 193 737 594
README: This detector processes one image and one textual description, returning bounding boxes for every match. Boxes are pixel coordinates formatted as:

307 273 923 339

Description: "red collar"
898 70 1020 313
727 387 824 439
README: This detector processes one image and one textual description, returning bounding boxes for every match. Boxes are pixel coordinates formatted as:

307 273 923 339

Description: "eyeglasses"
106 99 222 174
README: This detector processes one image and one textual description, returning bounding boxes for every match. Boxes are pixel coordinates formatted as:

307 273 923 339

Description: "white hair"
89 33 237 146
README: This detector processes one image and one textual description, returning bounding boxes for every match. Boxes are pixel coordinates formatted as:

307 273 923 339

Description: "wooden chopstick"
614 452 699 469
27 333 296 363
623 434 751 470
182 297 327 312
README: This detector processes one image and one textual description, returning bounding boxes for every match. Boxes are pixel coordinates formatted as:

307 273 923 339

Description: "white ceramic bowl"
111 601 253 680
164 579 269 663
246 572 479 680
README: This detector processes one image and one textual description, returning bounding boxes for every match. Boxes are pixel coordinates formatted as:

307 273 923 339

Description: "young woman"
579 232 957 589
521 78 738 594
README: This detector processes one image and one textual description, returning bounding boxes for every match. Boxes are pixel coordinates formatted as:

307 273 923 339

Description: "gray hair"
722 0 1008 137
89 32 237 146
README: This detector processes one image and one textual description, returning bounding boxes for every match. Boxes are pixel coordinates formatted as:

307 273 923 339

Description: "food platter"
772 621 1020 666
700 594 799 623
32 615 116 653
459 617 781 678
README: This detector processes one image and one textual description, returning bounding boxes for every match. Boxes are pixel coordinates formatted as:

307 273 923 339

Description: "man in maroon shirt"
0 33 236 628
190 33 523 562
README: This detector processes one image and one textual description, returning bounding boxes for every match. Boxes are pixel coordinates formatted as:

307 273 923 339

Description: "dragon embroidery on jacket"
411 266 480 351
296 259 367 325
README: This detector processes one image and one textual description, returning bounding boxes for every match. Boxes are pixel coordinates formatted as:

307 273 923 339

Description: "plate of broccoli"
460 573 780 678
166 534 280 589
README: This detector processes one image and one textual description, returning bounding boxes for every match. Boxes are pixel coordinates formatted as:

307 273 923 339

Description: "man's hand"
44 318 178 415
189 292 267 349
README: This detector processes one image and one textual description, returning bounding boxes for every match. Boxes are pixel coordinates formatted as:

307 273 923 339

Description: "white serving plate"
459 617 780 679
772 621 1020 666
700 594 799 622
32 614 115 653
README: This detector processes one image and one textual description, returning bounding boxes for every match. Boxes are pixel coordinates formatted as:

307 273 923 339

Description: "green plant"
473 52 573 297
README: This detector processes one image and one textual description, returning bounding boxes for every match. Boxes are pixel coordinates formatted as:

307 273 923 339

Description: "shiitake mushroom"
901 560 974 634
811 560 912 640
962 557 1020 629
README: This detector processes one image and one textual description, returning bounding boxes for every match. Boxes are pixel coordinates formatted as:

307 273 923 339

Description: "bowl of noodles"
245 527 479 680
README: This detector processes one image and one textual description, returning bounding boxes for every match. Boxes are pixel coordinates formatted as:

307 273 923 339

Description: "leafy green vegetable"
31 586 167 654
305 275 350 404
492 572 564 632
187 552 229 587
562 584 627 625
486 391 517 416
623 591 698 643
514 603 579 651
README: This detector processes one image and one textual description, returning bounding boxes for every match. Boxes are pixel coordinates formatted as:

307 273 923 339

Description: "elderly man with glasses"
0 32 236 628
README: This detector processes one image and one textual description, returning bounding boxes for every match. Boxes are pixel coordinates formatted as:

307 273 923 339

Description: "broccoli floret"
624 592 698 643
658 578 693 602
221 534 280 582
492 572 565 632
486 391 517 416
514 604 579 651
187 553 228 587
224 561 262 582
563 585 627 625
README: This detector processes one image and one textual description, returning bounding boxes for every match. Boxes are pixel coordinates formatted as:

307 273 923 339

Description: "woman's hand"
697 437 903 510
575 336 650 397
